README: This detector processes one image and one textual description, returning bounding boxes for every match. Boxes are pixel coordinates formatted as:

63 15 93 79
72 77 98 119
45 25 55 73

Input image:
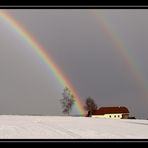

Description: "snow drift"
0 115 147 139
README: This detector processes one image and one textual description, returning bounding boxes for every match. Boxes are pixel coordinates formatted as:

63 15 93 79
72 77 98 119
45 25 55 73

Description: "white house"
91 106 129 119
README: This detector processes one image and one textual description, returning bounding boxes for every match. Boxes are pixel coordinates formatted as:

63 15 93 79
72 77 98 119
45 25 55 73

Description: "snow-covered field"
0 115 147 139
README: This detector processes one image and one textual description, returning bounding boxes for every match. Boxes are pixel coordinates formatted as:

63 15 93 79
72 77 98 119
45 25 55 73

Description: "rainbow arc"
0 10 85 115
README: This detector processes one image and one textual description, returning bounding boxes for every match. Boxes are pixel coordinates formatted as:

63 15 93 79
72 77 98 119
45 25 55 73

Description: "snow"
0 115 147 139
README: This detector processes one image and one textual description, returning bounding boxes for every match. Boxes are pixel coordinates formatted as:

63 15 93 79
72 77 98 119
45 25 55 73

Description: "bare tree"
60 87 75 115
84 97 97 117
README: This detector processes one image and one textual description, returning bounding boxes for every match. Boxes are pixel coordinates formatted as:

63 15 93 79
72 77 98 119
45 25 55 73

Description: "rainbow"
92 10 148 100
0 10 85 115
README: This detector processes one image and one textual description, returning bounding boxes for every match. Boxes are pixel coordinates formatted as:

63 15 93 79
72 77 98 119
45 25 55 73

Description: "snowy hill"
0 115 147 139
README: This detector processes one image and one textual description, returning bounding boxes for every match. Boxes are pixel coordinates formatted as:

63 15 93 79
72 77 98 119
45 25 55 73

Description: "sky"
0 9 148 118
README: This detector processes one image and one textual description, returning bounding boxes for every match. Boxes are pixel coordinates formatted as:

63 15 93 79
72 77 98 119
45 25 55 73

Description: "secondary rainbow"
0 10 85 115
92 10 148 100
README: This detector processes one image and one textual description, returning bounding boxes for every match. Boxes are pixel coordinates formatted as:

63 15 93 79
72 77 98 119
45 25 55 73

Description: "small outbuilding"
90 106 129 119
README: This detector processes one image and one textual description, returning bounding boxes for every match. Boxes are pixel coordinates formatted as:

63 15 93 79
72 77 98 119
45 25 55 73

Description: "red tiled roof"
92 106 129 115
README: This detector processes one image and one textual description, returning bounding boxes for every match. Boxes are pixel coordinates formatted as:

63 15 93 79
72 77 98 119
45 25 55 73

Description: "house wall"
92 113 123 119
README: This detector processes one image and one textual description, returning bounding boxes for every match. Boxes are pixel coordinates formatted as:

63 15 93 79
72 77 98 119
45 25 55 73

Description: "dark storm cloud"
0 9 148 118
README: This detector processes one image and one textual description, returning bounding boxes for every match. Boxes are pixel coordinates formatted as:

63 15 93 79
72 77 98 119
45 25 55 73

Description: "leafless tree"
84 97 97 117
60 87 75 115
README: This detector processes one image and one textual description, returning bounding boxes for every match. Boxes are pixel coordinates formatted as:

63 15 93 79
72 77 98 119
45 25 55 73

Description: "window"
118 115 120 118
109 115 111 118
114 115 116 118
